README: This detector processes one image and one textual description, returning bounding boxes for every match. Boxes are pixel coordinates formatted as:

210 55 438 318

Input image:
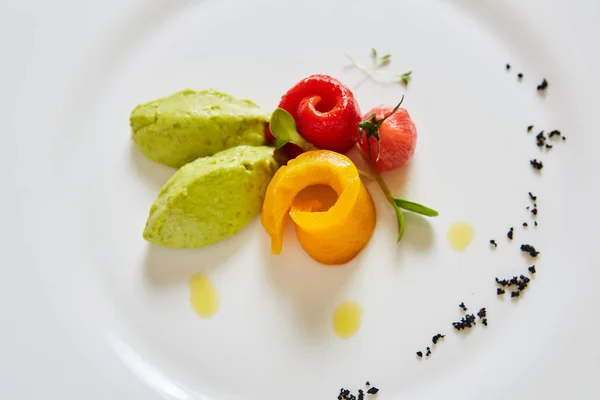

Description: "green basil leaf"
269 108 316 152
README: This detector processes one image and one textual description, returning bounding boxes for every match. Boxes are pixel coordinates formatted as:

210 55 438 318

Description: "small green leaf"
393 202 406 242
394 199 439 217
269 108 316 152
370 48 378 62
378 54 392 67
398 71 412 85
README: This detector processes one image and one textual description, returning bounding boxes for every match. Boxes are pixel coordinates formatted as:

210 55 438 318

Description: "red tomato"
357 106 417 173
267 74 361 156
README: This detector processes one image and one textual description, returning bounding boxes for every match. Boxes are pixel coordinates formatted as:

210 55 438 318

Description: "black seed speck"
530 159 544 170
537 78 548 91
549 130 561 138
511 291 520 298
496 277 509 287
366 382 370 386
416 351 423 358
497 288 505 295
523 222 528 227
529 265 536 274
477 308 487 319
426 347 431 357
518 73 523 79
531 207 538 216
507 227 514 240
529 192 537 201
490 239 497 247
482 318 488 326
534 221 538 226
367 387 379 394
546 144 553 149
459 302 467 311
432 334 445 344
452 314 477 331
506 64 511 70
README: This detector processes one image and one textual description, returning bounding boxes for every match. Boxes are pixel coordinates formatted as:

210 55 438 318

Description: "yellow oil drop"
447 221 475 252
189 273 219 318
332 301 363 339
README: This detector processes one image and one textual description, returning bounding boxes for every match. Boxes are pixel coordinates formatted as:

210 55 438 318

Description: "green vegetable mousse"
143 146 281 248
131 89 269 168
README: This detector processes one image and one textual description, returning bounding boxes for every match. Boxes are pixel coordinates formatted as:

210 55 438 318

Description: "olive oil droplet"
447 221 475 252
189 273 219 318
332 301 363 339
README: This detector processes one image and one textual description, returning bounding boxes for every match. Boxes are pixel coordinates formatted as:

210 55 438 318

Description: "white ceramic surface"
1 0 599 399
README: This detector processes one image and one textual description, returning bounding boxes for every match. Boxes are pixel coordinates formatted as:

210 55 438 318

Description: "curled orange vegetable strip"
261 150 376 265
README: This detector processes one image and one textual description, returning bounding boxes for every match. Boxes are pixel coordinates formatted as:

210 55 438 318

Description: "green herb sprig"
346 49 412 86
356 145 438 242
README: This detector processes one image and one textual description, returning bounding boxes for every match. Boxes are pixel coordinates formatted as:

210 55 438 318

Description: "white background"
1 0 599 399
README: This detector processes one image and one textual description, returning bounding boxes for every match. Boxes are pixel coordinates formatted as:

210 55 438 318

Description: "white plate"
2 0 600 399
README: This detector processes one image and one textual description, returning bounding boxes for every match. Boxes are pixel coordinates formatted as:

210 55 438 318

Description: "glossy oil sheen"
447 221 475 252
332 301 363 339
189 273 219 318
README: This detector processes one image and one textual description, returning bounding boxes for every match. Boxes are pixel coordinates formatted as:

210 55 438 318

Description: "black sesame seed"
518 73 523 79
562 136 566 141
506 64 511 70
529 192 537 201
495 277 509 287
537 78 548 91
529 265 536 274
534 221 538 226
497 288 505 295
490 239 497 247
416 351 423 358
548 130 561 138
367 387 379 394
511 291 520 298
521 244 540 258
546 144 553 149
477 308 487 319
482 318 488 326
531 207 538 216
536 131 546 147
459 302 467 311
527 125 534 132
523 222 528 227
426 347 431 357
432 334 445 344
510 276 519 285
530 159 544 170
365 382 370 386
452 314 476 331
507 227 514 240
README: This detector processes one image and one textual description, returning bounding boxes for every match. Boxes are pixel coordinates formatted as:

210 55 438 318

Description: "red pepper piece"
268 74 361 155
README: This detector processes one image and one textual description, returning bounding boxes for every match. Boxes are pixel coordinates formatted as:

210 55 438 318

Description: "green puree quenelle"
143 146 280 248
131 89 268 168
